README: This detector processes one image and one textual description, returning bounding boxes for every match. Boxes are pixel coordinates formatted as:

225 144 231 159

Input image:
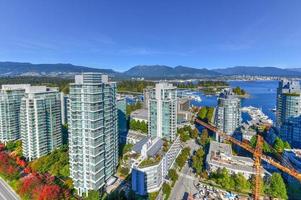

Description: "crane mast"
195 118 301 200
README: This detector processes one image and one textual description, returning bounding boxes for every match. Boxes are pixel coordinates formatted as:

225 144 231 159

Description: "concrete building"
283 149 301 183
143 86 153 109
68 73 118 196
177 97 190 112
119 130 147 144
0 84 30 143
117 97 128 135
276 79 301 128
20 86 63 161
131 136 181 195
215 89 241 136
206 141 267 179
148 82 177 141
130 108 148 123
280 116 301 148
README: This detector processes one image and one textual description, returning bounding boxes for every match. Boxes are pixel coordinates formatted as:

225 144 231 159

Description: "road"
0 178 20 200
169 163 198 200
169 139 201 200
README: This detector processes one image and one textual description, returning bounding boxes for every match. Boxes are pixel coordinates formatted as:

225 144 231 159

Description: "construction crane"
195 118 301 200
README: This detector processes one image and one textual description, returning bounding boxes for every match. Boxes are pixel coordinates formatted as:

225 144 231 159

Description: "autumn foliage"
0 152 19 180
17 173 69 200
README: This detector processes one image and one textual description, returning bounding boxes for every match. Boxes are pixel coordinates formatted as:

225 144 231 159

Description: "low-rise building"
206 141 267 179
131 136 182 195
283 149 301 183
130 108 148 123
119 130 147 144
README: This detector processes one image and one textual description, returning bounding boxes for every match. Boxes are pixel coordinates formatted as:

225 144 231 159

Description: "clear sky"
0 0 301 71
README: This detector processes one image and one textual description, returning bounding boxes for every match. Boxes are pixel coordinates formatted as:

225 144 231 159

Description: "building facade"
117 97 128 135
68 73 118 196
215 89 241 136
131 136 181 195
20 86 63 161
148 83 177 141
276 79 301 128
206 141 268 179
280 116 301 148
143 86 153 109
0 84 30 143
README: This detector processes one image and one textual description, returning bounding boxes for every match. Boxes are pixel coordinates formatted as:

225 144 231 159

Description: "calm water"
191 80 278 123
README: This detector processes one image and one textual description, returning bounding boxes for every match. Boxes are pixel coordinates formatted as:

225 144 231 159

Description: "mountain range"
1 62 301 79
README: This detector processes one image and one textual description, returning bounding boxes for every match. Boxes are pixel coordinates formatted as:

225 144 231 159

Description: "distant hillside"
213 66 301 76
0 62 121 77
1 62 301 79
123 65 220 78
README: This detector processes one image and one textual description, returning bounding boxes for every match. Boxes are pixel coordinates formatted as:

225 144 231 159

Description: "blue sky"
0 0 301 71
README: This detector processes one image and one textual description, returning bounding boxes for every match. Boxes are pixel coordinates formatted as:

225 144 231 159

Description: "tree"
250 135 257 148
168 169 178 184
265 173 288 199
162 183 171 200
283 141 291 149
200 129 209 145
206 107 214 122
84 190 100 200
191 128 199 139
232 173 250 192
38 185 62 200
198 107 208 120
274 137 284 153
192 156 202 174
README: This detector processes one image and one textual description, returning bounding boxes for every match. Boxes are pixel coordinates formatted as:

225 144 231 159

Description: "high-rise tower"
148 82 177 141
20 86 62 161
68 73 118 196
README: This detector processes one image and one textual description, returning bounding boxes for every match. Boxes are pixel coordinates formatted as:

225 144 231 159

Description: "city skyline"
1 1 301 70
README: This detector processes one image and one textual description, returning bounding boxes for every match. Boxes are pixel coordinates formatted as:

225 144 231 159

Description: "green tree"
233 173 250 192
200 129 209 145
162 183 171 200
191 128 199 139
250 135 257 148
168 169 178 184
198 107 208 120
283 141 291 149
274 137 284 153
84 190 100 200
192 156 202 174
206 107 214 122
265 173 288 199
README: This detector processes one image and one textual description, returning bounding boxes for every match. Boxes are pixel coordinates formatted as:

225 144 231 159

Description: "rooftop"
207 141 260 173
130 108 148 121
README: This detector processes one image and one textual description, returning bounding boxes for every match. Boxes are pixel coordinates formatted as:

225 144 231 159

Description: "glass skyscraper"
68 73 118 196
20 86 63 161
215 89 241 136
276 79 301 128
277 80 301 148
0 84 29 143
148 82 177 141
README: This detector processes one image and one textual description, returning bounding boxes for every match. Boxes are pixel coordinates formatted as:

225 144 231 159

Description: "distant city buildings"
20 86 63 161
68 73 118 196
148 82 177 141
215 89 241 136
277 80 301 148
131 136 181 195
0 84 29 143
